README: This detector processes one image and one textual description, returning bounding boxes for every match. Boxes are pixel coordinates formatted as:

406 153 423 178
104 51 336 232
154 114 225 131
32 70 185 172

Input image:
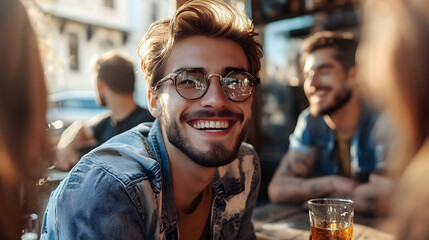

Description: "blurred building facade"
35 0 173 107
32 0 248 106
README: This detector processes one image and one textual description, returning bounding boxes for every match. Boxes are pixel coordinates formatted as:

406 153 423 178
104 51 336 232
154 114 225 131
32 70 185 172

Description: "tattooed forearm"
293 156 312 168
282 153 314 177
310 183 321 194
281 162 306 177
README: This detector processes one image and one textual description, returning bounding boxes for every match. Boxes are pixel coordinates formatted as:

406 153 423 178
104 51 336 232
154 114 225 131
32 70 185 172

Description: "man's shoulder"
297 108 325 125
295 107 328 134
42 146 161 239
108 122 154 143
134 106 155 122
61 123 160 194
93 124 159 180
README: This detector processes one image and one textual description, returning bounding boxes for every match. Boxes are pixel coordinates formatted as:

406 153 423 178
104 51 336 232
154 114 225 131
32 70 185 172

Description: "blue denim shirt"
289 104 385 182
41 120 261 240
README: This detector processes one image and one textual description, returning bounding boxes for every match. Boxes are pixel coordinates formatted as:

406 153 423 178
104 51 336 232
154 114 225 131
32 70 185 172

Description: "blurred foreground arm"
55 121 96 170
351 173 394 215
268 150 357 204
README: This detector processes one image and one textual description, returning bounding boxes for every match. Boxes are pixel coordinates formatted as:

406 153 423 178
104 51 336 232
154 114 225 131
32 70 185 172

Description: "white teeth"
192 121 230 130
205 129 221 132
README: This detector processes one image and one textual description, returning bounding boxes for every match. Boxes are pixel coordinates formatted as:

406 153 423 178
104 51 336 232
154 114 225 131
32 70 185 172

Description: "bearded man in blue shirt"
268 31 394 215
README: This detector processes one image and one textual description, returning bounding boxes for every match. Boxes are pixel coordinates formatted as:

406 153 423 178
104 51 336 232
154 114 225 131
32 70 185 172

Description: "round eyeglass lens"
176 70 208 100
222 72 254 101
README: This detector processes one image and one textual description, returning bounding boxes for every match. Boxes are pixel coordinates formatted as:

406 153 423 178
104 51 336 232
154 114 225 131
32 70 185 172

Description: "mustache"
312 86 331 92
181 109 244 122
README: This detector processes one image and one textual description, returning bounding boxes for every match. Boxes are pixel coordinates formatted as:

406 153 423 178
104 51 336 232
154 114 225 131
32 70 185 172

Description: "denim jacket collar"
147 120 179 236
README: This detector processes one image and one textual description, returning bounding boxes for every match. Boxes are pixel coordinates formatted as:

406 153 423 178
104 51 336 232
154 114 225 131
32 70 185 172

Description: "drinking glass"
21 213 38 240
308 198 354 240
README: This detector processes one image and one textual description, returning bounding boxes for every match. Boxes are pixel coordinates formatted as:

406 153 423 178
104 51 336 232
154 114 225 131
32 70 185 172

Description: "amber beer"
311 225 353 240
308 199 354 240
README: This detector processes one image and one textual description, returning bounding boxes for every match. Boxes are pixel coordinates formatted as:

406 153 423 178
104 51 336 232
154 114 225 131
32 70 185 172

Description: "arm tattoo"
310 183 320 193
284 153 314 177
293 157 312 168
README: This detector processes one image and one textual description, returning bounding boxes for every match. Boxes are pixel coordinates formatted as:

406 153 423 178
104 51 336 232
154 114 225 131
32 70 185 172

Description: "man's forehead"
165 36 248 75
304 48 338 71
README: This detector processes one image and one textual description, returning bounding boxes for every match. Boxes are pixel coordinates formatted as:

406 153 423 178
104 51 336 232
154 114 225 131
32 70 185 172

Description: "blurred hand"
54 120 93 171
352 174 394 215
328 175 357 197
55 146 79 171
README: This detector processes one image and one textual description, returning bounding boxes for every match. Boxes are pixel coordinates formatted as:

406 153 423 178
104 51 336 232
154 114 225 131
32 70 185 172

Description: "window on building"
69 33 79 71
103 0 115 9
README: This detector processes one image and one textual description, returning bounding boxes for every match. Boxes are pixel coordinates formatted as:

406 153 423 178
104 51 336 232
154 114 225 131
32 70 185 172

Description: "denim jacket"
41 120 261 240
289 104 385 182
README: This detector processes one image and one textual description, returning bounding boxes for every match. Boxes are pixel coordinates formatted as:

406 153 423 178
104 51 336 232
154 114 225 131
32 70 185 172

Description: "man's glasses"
153 68 259 102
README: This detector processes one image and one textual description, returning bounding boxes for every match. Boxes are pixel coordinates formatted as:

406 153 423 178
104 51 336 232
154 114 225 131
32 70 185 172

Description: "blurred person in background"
55 51 154 171
41 0 262 239
0 0 50 239
359 0 429 238
268 31 394 215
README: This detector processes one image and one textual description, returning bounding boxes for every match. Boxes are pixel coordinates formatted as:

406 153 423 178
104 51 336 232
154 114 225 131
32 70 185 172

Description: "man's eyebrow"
315 63 334 70
225 67 247 73
172 67 204 73
173 67 248 74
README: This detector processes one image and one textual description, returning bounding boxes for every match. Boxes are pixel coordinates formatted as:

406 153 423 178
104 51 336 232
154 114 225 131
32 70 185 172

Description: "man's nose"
306 70 316 83
200 75 228 109
306 70 323 87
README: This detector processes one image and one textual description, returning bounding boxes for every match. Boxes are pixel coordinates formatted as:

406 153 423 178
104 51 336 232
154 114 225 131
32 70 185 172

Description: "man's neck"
323 95 361 140
107 95 137 122
172 156 216 213
162 130 216 213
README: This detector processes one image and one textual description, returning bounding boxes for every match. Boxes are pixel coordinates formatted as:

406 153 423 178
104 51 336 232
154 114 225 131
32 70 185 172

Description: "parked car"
47 91 109 135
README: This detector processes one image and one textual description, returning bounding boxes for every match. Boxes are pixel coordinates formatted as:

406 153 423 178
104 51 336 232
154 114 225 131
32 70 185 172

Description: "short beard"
162 110 247 168
312 84 353 116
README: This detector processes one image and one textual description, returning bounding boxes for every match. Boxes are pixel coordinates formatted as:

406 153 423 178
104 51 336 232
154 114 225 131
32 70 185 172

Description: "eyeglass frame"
152 68 260 102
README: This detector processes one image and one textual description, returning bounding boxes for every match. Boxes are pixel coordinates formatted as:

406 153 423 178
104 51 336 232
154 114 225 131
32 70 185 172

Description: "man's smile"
309 86 331 103
189 120 231 132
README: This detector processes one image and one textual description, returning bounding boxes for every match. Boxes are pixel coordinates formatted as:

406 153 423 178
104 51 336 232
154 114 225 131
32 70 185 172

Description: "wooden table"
252 203 394 240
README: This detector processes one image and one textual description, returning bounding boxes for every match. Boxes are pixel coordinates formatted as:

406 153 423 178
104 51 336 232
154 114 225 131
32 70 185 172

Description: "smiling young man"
268 31 393 215
41 0 263 239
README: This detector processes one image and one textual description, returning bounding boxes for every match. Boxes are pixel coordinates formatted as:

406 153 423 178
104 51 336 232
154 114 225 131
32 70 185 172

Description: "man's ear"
148 89 162 118
347 66 357 83
345 66 358 91
96 79 104 92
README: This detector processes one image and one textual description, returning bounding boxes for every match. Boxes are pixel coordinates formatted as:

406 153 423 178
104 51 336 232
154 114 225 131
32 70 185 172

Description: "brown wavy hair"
138 0 263 90
301 31 358 73
92 51 135 94
0 0 49 238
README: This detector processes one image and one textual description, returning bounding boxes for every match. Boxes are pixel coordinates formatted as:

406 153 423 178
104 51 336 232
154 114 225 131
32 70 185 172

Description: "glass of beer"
308 198 354 240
